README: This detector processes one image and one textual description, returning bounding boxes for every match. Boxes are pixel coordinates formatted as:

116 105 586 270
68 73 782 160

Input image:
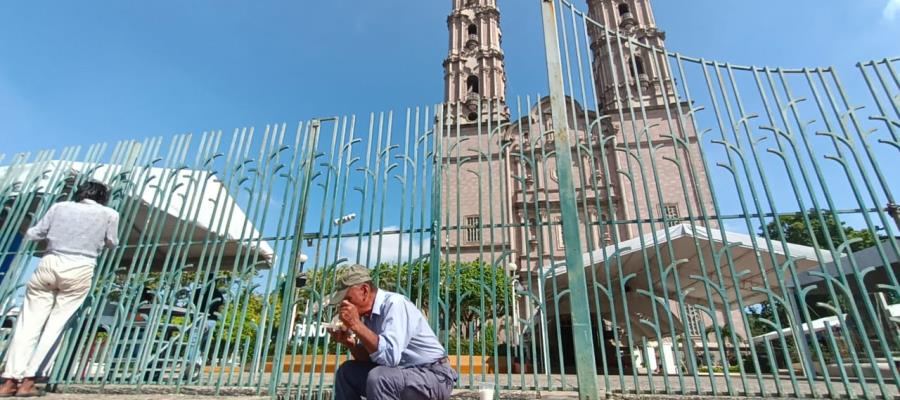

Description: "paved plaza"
39 373 897 399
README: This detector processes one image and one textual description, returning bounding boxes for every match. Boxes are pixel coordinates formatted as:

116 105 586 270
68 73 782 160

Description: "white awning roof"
751 314 842 343
789 240 899 289
751 304 900 343
537 224 831 339
0 160 274 266
543 224 830 304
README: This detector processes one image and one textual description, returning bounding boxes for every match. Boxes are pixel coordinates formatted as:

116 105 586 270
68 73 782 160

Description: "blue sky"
1 0 898 156
1 0 898 266
0 1 898 300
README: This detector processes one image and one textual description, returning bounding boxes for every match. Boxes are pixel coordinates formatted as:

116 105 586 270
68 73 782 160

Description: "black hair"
74 180 110 205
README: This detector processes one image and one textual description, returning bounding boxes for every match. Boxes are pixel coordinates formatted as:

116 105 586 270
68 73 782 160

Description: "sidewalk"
41 388 563 399
42 393 559 399
35 391 832 399
45 396 267 400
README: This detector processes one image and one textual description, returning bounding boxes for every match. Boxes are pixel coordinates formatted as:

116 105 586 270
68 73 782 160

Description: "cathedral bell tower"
586 0 675 111
444 0 509 124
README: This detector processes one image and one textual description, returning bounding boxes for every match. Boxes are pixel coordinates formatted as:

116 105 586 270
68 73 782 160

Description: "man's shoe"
13 390 43 398
0 379 18 397
13 379 39 398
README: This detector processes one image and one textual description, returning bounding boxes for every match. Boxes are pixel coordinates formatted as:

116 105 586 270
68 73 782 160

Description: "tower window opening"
468 24 478 36
527 218 538 242
467 75 480 94
554 216 564 249
687 305 704 337
661 203 680 227
618 3 630 17
630 56 645 78
465 215 481 242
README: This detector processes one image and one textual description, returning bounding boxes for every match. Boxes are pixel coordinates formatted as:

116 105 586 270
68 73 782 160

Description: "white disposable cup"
479 383 495 400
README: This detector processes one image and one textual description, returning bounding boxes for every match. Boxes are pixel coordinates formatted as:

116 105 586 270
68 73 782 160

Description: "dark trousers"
334 359 457 400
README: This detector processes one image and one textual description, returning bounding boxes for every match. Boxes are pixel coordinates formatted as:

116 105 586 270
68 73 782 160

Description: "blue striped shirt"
363 289 446 367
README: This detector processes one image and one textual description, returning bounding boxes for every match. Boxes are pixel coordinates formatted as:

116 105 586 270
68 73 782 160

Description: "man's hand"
338 300 362 330
329 329 355 348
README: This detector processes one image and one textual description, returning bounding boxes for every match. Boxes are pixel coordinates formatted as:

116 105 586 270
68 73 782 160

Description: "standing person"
327 265 457 400
0 181 119 397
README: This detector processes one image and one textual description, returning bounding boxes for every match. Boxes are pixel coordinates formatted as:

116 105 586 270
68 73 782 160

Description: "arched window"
468 24 478 36
467 75 480 94
630 56 645 78
527 218 538 242
554 216 564 249
618 3 630 16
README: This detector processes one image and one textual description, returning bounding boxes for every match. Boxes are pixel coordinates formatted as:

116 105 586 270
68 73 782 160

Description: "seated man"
327 265 457 400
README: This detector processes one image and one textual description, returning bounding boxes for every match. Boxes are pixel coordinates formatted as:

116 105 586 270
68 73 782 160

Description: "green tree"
213 289 283 358
750 210 887 368
439 260 511 332
747 303 792 337
761 209 885 252
293 260 511 355
764 211 899 305
296 260 510 327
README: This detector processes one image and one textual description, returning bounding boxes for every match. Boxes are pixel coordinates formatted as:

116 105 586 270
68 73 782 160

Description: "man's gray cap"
326 264 372 306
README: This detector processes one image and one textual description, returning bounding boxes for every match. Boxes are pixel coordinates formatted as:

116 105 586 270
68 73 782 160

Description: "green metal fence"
0 0 898 399
538 1 900 398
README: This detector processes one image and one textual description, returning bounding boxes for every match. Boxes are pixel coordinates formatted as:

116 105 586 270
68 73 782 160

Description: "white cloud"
885 0 900 20
338 226 427 265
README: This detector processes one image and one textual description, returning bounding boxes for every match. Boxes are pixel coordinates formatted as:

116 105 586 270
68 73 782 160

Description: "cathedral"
439 0 747 373
441 0 713 265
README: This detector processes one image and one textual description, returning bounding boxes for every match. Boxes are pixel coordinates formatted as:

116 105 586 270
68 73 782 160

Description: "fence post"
538 1 600 398
429 109 444 334
269 120 321 396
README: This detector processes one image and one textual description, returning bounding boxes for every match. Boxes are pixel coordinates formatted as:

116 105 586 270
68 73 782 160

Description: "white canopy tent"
536 224 831 340
788 240 899 294
751 304 900 344
0 160 275 268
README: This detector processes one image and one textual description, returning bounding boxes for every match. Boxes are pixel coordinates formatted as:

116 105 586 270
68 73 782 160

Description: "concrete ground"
43 396 267 400
39 392 557 400
33 388 898 400
58 372 891 398
29 374 899 399
30 384 897 399
33 391 886 400
38 385 555 399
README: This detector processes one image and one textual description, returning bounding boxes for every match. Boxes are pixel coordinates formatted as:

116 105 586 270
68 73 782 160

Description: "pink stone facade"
439 0 748 348
441 0 716 269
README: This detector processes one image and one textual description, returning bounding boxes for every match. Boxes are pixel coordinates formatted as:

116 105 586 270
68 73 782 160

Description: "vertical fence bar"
430 108 444 332
269 120 320 396
1 2 899 398
539 0 599 398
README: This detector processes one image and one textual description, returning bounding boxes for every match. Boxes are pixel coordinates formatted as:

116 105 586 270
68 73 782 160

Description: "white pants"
2 254 93 379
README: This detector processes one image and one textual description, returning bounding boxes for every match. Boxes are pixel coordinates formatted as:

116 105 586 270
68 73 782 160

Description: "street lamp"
288 253 309 342
334 213 356 226
507 263 522 346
